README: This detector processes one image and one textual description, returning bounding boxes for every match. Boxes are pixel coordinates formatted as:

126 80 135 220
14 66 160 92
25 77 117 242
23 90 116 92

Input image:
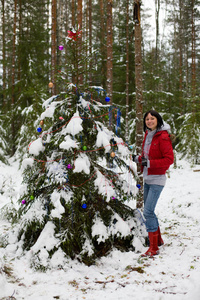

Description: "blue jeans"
143 183 164 232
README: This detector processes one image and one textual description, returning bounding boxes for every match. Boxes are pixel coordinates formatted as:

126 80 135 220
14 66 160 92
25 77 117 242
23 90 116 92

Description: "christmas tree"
14 85 146 268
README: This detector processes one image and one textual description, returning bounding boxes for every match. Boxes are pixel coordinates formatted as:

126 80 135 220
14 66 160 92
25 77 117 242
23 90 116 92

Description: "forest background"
0 0 200 165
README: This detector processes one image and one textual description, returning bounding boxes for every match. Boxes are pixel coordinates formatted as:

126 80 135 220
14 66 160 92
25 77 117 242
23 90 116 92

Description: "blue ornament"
37 127 42 133
105 96 110 102
136 184 141 189
82 204 87 209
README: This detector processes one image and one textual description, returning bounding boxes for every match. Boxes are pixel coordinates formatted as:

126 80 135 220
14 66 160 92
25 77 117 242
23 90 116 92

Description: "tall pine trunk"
11 0 17 155
88 0 92 85
155 0 160 65
2 0 6 106
134 0 143 209
77 0 83 85
191 0 196 101
178 0 183 113
51 0 57 95
125 0 129 141
106 0 113 105
100 0 106 89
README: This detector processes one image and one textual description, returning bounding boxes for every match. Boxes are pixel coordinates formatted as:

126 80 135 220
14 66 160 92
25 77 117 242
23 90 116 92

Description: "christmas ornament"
136 184 141 189
59 116 64 120
83 146 87 151
82 204 87 209
40 120 44 126
59 45 64 50
48 82 53 88
37 127 42 133
105 115 109 120
116 109 121 135
110 152 115 158
67 29 82 41
67 164 72 169
105 96 110 102
21 200 26 204
30 195 34 200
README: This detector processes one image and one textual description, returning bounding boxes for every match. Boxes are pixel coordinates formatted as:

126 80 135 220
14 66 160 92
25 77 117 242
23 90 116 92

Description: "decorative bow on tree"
67 29 82 41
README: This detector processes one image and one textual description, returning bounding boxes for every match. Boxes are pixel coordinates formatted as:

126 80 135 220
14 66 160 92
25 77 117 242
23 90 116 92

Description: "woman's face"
145 113 158 131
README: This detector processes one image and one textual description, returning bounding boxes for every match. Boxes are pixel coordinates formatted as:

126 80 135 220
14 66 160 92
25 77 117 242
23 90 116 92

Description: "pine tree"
13 84 146 268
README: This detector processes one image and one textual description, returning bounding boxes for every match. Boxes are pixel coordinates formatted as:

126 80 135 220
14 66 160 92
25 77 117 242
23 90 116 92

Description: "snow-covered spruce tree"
176 112 200 164
16 85 146 267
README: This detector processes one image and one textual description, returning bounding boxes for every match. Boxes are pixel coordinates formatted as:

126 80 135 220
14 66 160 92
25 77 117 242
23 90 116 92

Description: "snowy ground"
0 156 200 300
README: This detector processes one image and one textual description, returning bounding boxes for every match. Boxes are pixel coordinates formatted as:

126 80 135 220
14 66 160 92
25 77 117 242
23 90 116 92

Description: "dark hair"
143 110 164 132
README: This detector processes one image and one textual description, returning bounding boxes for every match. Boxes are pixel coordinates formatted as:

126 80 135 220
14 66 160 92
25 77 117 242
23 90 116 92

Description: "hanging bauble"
110 152 115 158
21 199 26 204
48 82 53 88
59 45 64 50
40 120 44 126
30 195 34 200
59 116 64 120
67 164 72 169
83 146 87 151
136 184 141 189
37 127 42 133
82 204 87 209
105 96 110 102
105 115 109 120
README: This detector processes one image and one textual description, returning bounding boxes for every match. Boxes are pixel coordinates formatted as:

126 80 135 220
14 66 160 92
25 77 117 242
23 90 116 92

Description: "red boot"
141 231 159 257
157 226 164 246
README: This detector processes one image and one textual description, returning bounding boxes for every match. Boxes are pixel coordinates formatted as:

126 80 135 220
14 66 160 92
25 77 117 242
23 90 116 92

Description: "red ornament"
67 30 82 41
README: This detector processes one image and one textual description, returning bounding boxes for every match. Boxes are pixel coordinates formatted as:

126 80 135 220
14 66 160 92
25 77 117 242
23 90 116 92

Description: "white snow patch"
59 135 78 150
92 217 109 243
96 130 111 153
94 170 115 201
21 157 34 169
29 138 45 155
61 110 83 136
31 221 58 253
73 153 90 174
51 191 65 219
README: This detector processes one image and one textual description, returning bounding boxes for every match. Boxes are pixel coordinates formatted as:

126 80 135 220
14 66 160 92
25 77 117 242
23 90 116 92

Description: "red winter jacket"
138 130 174 175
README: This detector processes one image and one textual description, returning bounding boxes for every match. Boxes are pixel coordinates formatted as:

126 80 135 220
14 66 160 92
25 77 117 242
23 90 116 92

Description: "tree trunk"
88 0 92 85
134 0 143 209
51 0 57 95
106 0 113 104
178 0 183 113
77 0 83 85
11 0 17 155
100 0 106 89
71 0 75 28
12 0 17 106
125 0 129 141
191 0 196 101
2 0 6 106
155 0 160 65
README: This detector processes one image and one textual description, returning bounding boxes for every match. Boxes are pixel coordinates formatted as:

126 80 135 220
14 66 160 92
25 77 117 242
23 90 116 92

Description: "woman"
133 110 174 257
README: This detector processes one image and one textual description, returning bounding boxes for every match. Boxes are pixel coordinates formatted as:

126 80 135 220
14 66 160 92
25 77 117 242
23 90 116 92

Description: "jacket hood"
159 121 171 132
